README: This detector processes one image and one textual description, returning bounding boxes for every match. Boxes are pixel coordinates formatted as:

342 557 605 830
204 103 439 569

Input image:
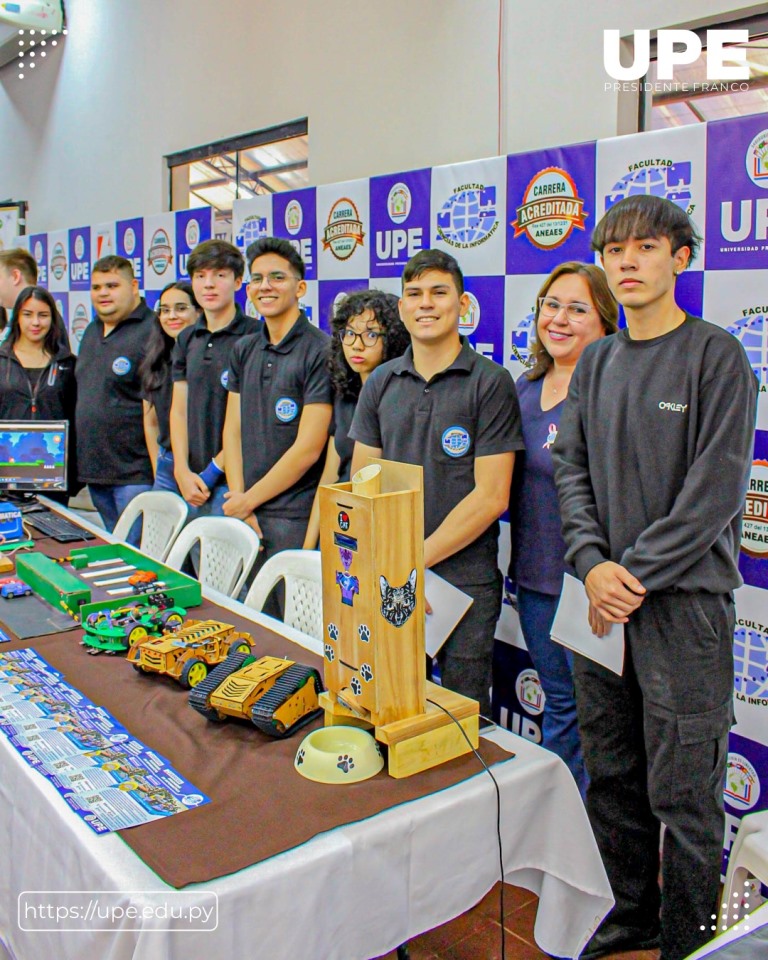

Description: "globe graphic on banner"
236 216 268 253
726 314 768 384
436 187 497 245
509 312 536 368
733 627 768 698
605 163 692 211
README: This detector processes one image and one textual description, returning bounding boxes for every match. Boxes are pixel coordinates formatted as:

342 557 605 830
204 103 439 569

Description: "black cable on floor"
426 699 506 960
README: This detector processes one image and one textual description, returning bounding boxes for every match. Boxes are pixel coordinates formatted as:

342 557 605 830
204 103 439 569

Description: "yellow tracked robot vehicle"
189 651 324 738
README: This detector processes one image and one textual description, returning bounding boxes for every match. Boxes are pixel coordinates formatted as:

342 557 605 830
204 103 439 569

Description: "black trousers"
573 590 734 960
437 571 502 717
246 513 309 618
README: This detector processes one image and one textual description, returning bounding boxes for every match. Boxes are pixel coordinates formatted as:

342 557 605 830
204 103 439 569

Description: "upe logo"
185 218 200 249
516 669 544 716
725 753 761 811
34 241 43 262
112 356 131 376
147 229 172 276
387 183 411 224
285 200 303 235
323 198 365 260
74 233 85 260
220 369 229 389
275 397 298 422
605 161 692 215
441 426 471 458
746 130 768 189
511 167 587 249
603 29 749 81
123 227 136 256
50 242 67 281
436 183 498 248
459 293 480 335
742 459 768 558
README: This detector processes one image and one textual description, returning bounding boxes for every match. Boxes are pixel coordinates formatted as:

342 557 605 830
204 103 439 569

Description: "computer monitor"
0 421 69 493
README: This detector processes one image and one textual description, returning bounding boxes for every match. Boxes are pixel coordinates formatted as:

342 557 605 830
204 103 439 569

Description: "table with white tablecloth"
0 507 613 960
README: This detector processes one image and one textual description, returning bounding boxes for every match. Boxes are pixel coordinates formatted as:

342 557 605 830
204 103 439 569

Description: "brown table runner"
2 537 513 888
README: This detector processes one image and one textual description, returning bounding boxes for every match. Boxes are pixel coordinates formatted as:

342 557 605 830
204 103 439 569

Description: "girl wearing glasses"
303 289 410 548
140 281 202 492
509 262 617 798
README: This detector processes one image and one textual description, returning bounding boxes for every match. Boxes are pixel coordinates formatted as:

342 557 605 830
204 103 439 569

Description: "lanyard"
26 362 58 415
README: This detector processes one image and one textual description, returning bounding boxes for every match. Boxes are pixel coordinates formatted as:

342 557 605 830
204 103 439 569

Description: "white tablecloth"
0 510 613 960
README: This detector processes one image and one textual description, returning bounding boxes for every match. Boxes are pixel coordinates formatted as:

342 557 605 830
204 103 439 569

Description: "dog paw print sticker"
358 624 370 643
360 663 373 682
327 623 339 641
337 754 355 774
296 747 305 766
350 676 362 696
324 643 335 662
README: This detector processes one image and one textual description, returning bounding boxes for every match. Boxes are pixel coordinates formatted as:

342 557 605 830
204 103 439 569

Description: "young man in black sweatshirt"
553 195 757 960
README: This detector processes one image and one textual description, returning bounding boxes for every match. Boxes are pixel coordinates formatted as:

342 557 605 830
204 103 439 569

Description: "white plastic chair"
721 809 768 926
112 491 188 561
244 549 323 641
165 516 261 598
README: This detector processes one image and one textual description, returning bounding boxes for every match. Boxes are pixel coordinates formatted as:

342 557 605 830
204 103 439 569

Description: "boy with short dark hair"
349 248 523 715
553 194 758 960
222 237 332 577
170 239 257 518
76 256 154 536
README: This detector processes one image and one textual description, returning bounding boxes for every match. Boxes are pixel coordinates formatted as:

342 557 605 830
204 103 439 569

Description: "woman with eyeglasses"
139 281 202 492
303 289 410 548
509 262 618 798
0 286 78 501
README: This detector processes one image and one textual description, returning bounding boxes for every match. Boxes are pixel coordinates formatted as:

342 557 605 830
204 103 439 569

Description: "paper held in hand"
550 573 625 676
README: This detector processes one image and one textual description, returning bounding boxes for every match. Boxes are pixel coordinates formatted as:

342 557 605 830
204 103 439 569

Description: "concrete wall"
0 0 762 232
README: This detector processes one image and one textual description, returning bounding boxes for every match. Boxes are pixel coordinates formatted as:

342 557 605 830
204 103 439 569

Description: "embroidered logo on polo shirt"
275 397 298 422
112 356 131 376
220 369 229 389
441 426 471 457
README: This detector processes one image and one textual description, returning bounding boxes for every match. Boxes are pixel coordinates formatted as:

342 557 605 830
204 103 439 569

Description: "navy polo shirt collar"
256 311 310 354
99 299 152 336
392 337 475 380
188 305 250 338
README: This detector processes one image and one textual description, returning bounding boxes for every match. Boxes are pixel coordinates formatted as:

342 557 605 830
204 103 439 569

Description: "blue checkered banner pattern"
17 113 768 852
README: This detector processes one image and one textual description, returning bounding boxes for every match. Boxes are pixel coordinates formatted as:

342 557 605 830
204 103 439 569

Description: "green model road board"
16 544 202 620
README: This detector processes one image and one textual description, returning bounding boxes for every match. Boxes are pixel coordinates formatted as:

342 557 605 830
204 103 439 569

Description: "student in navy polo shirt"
350 249 524 715
509 261 617 800
222 238 332 590
76 256 154 539
170 240 257 518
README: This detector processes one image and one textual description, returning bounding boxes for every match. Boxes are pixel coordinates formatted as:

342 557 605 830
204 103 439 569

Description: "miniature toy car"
128 570 159 594
81 592 186 654
127 619 254 689
0 578 32 599
189 651 324 737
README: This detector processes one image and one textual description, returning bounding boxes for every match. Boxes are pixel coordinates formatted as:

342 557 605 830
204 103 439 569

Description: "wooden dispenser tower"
318 458 479 778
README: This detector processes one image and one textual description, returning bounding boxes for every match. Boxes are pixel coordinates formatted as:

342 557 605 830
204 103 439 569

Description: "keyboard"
26 512 96 543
